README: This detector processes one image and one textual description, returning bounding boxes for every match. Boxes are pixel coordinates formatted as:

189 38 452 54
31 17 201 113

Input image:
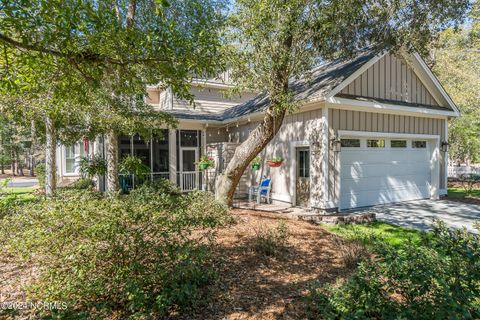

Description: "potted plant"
267 157 283 167
251 156 261 170
197 155 215 171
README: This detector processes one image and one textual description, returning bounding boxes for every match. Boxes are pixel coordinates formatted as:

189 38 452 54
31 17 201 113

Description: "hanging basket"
267 160 283 167
199 163 210 171
251 163 261 171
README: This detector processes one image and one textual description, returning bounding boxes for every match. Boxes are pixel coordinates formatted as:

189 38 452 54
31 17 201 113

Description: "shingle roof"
167 48 379 122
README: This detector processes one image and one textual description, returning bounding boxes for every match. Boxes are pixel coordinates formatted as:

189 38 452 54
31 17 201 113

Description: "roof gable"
166 48 459 123
339 53 441 107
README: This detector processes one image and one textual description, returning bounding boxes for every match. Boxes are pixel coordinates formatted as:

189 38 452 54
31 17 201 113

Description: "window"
412 140 427 148
391 140 407 148
367 139 385 148
340 139 361 147
65 146 76 173
64 144 86 174
298 149 310 178
179 130 199 147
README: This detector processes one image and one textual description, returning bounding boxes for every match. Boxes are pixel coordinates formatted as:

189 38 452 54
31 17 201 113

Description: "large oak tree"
215 0 470 206
0 0 225 195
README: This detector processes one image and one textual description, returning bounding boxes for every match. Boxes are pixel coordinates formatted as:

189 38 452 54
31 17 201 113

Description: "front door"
180 148 198 191
296 147 310 207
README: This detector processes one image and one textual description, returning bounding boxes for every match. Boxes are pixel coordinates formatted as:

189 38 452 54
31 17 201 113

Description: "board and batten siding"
226 109 324 203
328 108 447 207
217 107 446 208
341 54 440 107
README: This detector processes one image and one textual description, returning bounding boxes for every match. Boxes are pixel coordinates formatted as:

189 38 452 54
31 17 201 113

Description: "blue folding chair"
249 178 272 204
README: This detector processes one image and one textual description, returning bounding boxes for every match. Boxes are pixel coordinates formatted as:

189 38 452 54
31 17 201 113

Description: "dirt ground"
446 181 480 205
0 209 357 320
182 209 356 320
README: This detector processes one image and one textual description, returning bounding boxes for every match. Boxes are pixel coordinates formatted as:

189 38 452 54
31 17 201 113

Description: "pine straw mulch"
179 209 359 320
0 209 360 320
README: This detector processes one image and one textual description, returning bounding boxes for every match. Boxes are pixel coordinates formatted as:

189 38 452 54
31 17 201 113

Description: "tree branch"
0 32 170 66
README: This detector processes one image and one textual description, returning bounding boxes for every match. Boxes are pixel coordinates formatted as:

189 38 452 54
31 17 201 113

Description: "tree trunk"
105 129 120 193
45 116 57 196
30 120 36 176
17 153 24 176
215 108 286 206
126 0 137 28
10 149 16 176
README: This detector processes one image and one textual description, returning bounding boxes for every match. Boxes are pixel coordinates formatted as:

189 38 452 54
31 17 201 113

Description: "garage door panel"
341 163 430 180
340 139 432 210
341 175 430 192
341 151 429 165
340 186 430 208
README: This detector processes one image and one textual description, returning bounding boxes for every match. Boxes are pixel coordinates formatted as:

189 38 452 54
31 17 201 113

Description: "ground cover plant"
323 221 425 249
0 180 231 319
307 222 480 319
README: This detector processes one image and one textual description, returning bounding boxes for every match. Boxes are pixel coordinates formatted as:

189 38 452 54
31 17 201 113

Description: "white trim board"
337 130 440 140
327 51 387 98
412 53 460 116
326 96 454 118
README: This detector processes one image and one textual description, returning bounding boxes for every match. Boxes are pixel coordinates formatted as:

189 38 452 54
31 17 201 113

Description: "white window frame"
62 143 86 176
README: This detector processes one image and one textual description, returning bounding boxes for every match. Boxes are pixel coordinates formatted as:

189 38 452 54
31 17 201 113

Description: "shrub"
459 173 480 194
79 155 107 178
35 163 46 189
0 187 231 318
66 177 95 190
119 155 150 177
306 222 480 319
253 220 289 256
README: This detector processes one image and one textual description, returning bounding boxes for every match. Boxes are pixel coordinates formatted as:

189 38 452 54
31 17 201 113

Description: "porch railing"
119 171 217 193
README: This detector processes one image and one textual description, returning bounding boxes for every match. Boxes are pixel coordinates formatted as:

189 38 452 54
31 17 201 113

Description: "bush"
306 222 480 319
66 177 95 190
35 163 46 189
0 186 231 318
119 155 150 177
79 155 107 178
253 220 289 256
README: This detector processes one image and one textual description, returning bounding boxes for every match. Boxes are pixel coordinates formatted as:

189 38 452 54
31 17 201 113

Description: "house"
56 48 458 211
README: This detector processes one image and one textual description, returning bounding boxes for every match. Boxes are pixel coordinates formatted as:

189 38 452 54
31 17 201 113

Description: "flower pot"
251 163 261 171
199 163 210 170
267 160 283 167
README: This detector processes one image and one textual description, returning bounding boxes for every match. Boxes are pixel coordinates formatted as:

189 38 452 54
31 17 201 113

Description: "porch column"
168 129 177 183
201 128 207 190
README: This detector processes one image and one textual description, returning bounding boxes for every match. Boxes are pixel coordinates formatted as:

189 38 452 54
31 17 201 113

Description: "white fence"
448 166 480 178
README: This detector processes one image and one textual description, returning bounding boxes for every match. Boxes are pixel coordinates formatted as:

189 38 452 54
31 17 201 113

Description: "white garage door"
340 138 431 210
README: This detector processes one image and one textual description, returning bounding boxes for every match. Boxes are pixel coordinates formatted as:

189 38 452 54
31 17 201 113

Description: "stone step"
298 212 376 224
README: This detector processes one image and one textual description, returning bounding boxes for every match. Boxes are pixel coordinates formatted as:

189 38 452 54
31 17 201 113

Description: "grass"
448 187 480 197
0 187 36 203
323 221 426 249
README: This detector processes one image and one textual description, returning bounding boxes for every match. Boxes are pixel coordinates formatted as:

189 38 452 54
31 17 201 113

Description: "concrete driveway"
0 178 38 188
364 199 480 234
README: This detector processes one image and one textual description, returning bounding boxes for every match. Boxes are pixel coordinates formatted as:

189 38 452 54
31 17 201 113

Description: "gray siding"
222 107 446 207
341 54 440 106
227 109 324 203
172 87 257 114
328 109 447 205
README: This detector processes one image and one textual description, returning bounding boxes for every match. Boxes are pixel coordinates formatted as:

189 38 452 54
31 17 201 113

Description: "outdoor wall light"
331 137 341 152
441 141 449 153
